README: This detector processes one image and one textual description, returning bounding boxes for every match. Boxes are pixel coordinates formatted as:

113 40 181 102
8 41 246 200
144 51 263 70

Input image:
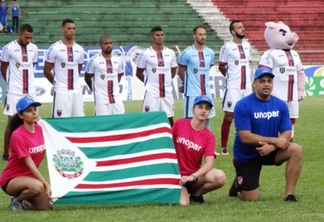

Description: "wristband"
191 173 198 181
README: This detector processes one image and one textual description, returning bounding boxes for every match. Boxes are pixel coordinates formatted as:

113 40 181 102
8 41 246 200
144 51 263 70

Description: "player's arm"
84 72 93 91
237 130 290 150
177 65 186 82
1 61 9 81
171 67 177 79
136 67 145 82
218 62 227 76
78 63 83 74
118 72 123 83
43 61 54 84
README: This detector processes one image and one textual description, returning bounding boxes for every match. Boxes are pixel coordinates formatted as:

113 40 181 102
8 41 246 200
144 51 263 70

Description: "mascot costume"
259 21 306 141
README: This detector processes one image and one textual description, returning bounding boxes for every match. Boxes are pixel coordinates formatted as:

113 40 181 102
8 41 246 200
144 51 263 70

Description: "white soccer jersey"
85 52 124 105
45 40 84 91
137 46 177 97
259 49 303 102
219 40 252 89
1 40 38 95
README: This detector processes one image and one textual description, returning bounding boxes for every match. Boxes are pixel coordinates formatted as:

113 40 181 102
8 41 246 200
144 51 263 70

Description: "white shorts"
142 93 174 117
53 90 84 118
95 99 125 116
287 100 299 118
184 95 216 119
222 89 252 112
3 93 37 116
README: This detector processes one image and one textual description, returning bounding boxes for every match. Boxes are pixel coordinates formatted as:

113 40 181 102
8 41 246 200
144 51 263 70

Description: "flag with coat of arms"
38 111 181 204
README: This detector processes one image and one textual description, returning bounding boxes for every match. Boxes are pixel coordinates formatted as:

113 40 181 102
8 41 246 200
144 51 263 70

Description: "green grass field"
0 96 323 222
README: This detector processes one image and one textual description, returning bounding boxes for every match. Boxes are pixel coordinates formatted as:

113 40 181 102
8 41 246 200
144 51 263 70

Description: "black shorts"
233 150 281 191
1 178 12 193
183 180 198 194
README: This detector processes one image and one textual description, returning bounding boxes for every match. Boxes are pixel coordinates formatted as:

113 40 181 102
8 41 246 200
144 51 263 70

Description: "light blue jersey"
178 45 215 96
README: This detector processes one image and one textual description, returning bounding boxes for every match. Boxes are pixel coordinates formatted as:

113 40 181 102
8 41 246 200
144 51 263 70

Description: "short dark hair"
229 20 241 34
62 19 74 27
193 25 206 34
19 24 33 33
150 26 163 34
99 35 112 45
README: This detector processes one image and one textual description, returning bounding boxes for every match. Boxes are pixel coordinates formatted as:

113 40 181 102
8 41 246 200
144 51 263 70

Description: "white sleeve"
219 44 229 63
137 52 146 69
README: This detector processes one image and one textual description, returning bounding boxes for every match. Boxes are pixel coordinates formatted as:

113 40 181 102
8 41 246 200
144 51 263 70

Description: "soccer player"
136 26 177 126
178 25 216 129
44 19 85 118
1 24 38 161
219 20 252 155
230 68 302 202
172 95 226 205
84 36 125 115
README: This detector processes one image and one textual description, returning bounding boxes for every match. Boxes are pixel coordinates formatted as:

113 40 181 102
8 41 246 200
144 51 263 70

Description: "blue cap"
193 95 213 108
254 67 275 80
16 96 41 113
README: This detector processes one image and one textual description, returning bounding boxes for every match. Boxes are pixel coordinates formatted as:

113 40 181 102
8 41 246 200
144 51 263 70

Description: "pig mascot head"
264 21 299 50
264 21 305 102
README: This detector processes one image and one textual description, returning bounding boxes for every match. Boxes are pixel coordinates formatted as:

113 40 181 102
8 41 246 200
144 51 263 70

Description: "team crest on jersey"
145 106 150 112
57 110 62 116
100 74 105 80
61 63 66 68
15 63 20 68
227 101 232 108
6 104 10 111
152 68 156 73
53 149 84 179
193 68 198 73
234 60 239 66
279 67 285 73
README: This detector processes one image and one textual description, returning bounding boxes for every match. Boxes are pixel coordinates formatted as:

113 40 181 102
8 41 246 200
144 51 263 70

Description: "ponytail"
8 113 24 140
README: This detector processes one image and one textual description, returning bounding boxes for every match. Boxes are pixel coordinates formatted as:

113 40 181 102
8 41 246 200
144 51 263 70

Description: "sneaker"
284 194 298 202
221 148 230 156
2 154 9 161
9 198 25 211
189 195 205 204
22 200 35 210
214 151 220 156
229 179 238 197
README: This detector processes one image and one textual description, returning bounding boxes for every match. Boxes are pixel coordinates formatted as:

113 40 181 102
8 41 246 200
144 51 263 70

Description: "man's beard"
235 32 245 39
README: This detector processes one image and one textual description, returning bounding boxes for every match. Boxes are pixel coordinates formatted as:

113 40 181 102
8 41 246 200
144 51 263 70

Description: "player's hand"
275 137 290 150
179 175 195 186
179 86 184 93
256 141 276 156
178 80 184 93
